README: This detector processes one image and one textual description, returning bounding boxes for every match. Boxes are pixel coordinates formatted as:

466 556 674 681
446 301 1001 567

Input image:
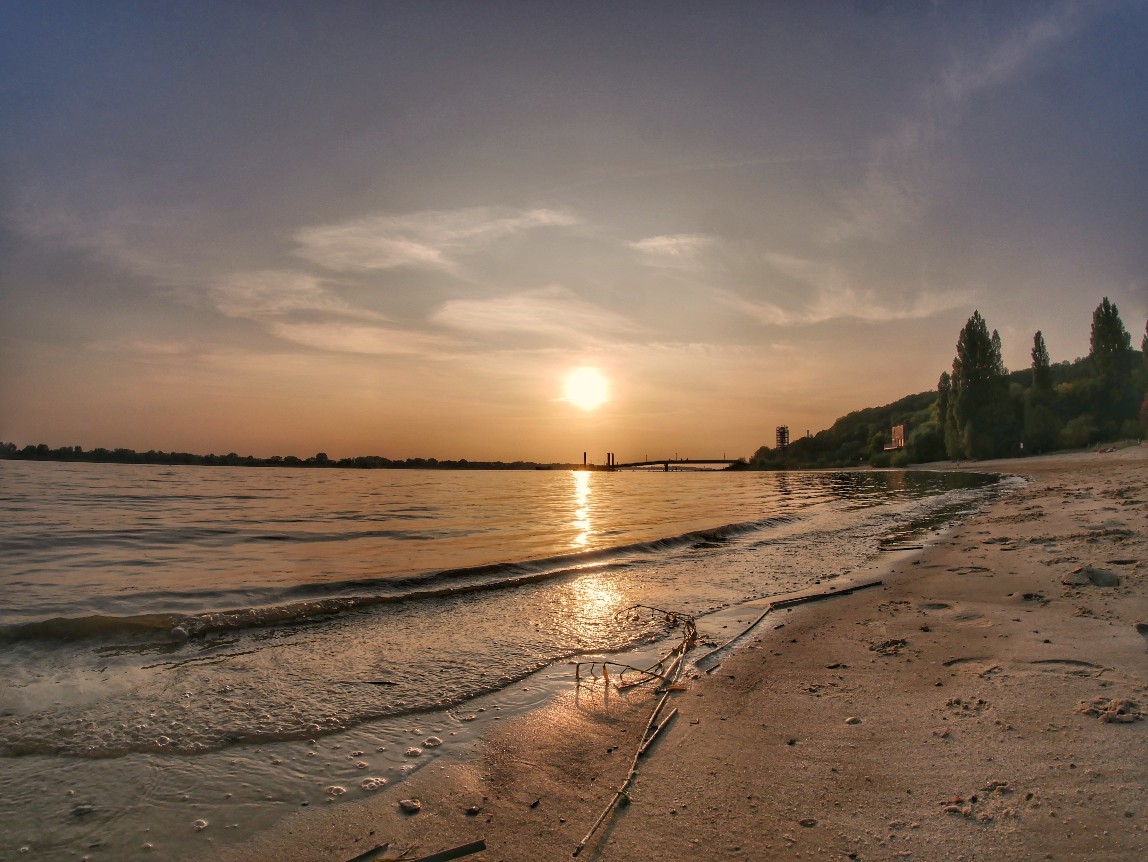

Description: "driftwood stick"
694 579 883 672
572 609 696 857
339 679 399 686
638 707 678 756
410 839 487 862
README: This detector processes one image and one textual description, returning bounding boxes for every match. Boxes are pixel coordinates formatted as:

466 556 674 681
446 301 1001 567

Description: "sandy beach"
227 447 1147 862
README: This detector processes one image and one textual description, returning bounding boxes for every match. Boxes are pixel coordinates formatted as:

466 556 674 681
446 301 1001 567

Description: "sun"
563 367 609 410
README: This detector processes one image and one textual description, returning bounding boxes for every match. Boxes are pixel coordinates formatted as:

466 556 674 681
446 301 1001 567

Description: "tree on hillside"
1088 297 1135 435
947 310 1012 459
1140 319 1148 434
1024 330 1058 453
1031 331 1051 392
991 329 1006 375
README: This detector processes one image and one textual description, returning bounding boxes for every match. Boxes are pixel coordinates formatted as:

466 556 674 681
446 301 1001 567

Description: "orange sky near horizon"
1 3 1145 462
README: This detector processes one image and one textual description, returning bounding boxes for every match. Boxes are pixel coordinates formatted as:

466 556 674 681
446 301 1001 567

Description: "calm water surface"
0 461 1004 859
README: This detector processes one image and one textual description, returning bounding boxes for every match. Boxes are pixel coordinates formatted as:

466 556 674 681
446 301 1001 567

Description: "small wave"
0 515 796 644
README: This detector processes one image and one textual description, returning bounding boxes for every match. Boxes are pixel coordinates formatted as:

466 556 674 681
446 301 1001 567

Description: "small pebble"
399 798 422 814
845 716 862 725
325 785 347 796
192 819 208 831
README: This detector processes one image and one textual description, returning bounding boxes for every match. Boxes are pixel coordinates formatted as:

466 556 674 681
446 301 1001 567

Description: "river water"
0 461 1004 859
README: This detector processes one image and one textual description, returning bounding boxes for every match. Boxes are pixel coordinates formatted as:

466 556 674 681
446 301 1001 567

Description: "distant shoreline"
0 443 576 471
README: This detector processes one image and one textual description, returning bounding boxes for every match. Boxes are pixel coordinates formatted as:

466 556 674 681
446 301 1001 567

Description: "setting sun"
563 367 609 411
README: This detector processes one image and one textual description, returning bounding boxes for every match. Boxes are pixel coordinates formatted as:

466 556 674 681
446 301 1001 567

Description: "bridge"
607 458 740 471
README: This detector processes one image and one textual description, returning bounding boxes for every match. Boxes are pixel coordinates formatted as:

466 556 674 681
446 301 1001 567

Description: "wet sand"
226 446 1147 862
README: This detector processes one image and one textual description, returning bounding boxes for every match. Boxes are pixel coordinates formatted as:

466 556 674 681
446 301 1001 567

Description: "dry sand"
227 447 1147 862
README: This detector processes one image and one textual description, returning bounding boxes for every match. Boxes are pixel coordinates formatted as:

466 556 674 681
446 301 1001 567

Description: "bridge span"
609 458 739 471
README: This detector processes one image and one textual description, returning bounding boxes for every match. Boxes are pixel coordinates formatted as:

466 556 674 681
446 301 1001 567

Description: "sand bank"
227 447 1147 862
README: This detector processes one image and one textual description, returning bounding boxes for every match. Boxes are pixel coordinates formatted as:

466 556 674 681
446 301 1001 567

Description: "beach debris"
342 679 399 686
870 638 908 656
396 839 487 862
946 696 989 714
844 716 862 725
423 735 443 748
399 798 423 814
404 747 423 757
344 843 391 862
325 785 347 796
1063 566 1121 587
192 819 208 831
573 605 694 857
465 804 481 816
575 605 698 693
1077 696 1143 722
695 580 884 672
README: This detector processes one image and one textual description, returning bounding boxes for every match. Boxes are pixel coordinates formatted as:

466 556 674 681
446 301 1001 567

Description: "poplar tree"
1030 330 1051 392
1088 297 1133 434
948 310 1010 459
1024 330 1058 452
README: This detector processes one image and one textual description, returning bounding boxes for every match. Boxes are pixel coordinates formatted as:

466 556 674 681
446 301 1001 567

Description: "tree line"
748 297 1146 469
0 443 566 471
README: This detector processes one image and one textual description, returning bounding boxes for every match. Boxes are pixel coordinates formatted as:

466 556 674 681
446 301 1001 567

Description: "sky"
2 1 1145 463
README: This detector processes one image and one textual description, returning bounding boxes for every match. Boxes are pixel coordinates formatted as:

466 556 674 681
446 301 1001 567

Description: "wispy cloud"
825 3 1088 243
211 270 371 319
269 321 453 356
87 337 198 355
431 285 639 344
725 252 972 325
13 202 212 284
294 206 580 273
628 233 717 268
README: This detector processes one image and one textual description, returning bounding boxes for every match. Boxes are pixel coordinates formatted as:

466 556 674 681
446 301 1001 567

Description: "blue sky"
2 1 1145 461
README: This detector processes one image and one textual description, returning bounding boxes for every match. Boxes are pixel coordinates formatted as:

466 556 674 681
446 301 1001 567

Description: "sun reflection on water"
571 470 592 547
553 573 629 646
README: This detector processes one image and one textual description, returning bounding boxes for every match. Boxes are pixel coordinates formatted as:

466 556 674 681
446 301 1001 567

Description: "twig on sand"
339 679 400 686
409 839 488 862
347 839 487 862
572 606 695 857
694 579 884 672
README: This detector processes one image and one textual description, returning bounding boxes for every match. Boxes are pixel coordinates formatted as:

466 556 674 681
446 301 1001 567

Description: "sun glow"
563 367 609 410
